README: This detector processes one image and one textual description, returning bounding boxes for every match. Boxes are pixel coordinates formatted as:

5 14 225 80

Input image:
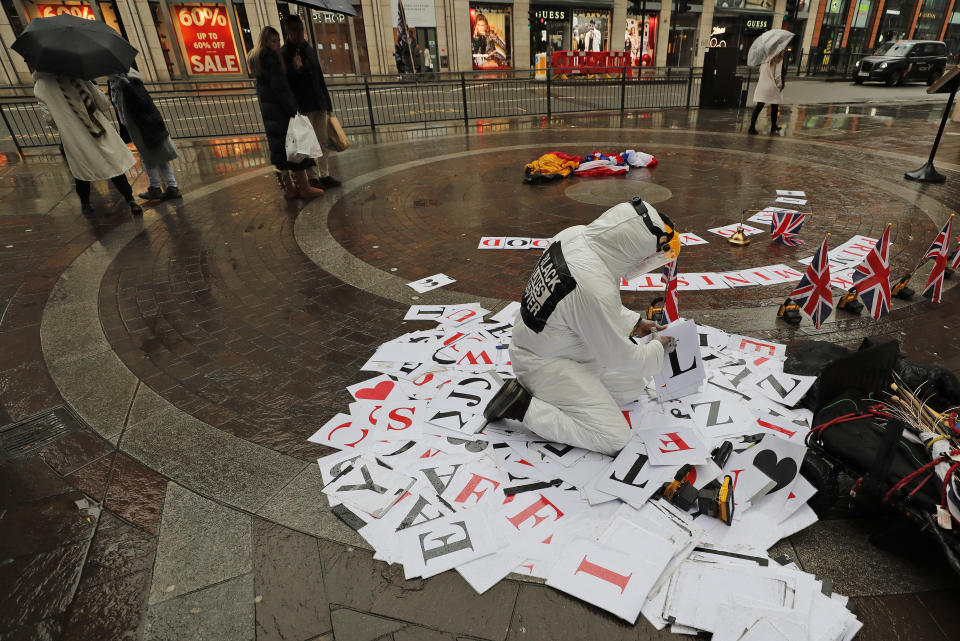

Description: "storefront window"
171 3 243 75
233 2 253 52
530 6 571 65
845 0 873 53
572 9 610 52
944 7 960 60
312 10 351 75
818 0 849 54
470 4 511 69
1 0 23 36
148 1 180 78
914 0 948 41
625 14 657 66
875 0 919 44
21 0 124 36
668 10 699 66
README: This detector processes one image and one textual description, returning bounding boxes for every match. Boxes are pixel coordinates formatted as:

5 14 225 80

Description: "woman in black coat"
247 26 322 199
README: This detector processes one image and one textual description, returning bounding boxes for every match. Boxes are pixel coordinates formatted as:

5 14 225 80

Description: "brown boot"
275 171 298 199
292 170 324 198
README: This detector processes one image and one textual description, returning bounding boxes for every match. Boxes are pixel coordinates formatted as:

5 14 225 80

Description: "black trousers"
75 175 134 205
751 102 780 130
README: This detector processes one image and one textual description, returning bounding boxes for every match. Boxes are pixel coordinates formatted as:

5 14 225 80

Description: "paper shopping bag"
328 114 350 152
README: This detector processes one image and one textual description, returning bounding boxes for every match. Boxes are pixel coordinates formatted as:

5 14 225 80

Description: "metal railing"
0 66 705 152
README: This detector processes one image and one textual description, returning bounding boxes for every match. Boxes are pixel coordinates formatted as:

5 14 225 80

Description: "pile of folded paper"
307 302 861 640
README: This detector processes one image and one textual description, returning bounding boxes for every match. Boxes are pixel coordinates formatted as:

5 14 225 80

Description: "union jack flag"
852 225 891 320
788 235 834 328
661 260 679 323
950 235 960 271
922 216 953 303
770 210 808 246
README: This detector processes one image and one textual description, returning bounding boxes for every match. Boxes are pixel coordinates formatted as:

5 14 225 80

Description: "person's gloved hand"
631 319 667 338
656 334 678 354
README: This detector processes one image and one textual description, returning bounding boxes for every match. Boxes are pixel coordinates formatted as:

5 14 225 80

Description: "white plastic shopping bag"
285 113 323 162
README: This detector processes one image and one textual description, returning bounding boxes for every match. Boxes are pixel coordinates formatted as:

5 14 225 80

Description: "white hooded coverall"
509 201 668 455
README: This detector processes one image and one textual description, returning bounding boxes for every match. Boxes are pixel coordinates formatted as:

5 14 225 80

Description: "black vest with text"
520 241 578 333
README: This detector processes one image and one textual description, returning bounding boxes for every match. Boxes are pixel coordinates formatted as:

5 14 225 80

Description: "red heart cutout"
355 380 395 401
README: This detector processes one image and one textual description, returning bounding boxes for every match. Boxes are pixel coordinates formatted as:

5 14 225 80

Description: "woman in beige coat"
34 71 141 216
748 52 784 135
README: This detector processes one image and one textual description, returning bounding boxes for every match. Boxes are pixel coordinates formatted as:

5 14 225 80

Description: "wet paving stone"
36 429 114 477
0 617 65 641
0 541 87 632
253 520 329 641
317 539 518 641
101 453 169 536
506 583 674 641
62 569 150 641
0 457 73 509
143 573 255 641
853 593 950 641
79 511 157 591
0 490 96 559
915 589 960 640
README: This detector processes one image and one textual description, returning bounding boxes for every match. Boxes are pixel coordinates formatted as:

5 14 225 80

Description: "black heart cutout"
752 449 798 493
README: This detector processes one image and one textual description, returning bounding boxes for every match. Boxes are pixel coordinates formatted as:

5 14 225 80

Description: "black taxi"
852 40 948 86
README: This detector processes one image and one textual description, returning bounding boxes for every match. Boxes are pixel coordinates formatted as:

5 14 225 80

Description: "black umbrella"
287 0 359 17
12 14 138 80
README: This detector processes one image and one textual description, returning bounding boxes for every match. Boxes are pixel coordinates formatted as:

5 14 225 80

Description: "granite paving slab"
255 464 369 549
143 573 255 641
121 408 307 513
253 519 330 641
317 539 519 641
790 518 955 597
149 483 252 605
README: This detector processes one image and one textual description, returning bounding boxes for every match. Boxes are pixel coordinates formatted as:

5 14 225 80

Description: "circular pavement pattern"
42 125 958 555
564 176 674 206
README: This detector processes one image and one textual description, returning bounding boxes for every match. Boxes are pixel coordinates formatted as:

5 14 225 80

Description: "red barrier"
549 51 634 76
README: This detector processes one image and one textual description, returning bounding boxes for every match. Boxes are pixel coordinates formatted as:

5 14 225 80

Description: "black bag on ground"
786 340 899 413
811 392 940 511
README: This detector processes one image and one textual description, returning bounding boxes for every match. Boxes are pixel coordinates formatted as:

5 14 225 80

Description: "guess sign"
173 4 242 75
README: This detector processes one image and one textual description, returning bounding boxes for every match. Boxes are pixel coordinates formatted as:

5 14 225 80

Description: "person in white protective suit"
484 198 680 455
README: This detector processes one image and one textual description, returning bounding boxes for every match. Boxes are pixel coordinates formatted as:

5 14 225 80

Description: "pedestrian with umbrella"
13 14 142 216
747 29 794 135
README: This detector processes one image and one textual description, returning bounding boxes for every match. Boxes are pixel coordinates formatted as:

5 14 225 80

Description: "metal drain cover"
0 406 87 459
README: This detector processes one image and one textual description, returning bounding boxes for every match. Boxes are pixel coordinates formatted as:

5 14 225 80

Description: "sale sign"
37 4 96 20
173 4 241 75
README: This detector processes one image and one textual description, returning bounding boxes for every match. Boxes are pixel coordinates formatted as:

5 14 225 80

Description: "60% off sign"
175 5 241 74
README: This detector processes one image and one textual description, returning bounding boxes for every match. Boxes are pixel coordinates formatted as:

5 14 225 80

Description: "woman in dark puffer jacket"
247 26 323 199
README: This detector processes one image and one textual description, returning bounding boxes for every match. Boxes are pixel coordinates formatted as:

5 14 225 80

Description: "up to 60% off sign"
175 5 241 74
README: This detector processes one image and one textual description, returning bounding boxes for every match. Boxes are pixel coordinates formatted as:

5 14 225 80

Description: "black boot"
748 102 763 134
484 379 532 422
138 186 164 201
770 105 782 134
163 185 182 200
127 199 143 216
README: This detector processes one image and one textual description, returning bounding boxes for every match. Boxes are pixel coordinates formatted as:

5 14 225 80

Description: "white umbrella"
747 29 795 67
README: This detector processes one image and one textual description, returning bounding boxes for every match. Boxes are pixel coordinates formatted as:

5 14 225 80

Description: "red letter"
756 417 797 439
575 556 633 594
738 338 777 356
328 421 369 448
506 494 564 530
658 432 693 454
387 407 415 430
453 474 501 506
